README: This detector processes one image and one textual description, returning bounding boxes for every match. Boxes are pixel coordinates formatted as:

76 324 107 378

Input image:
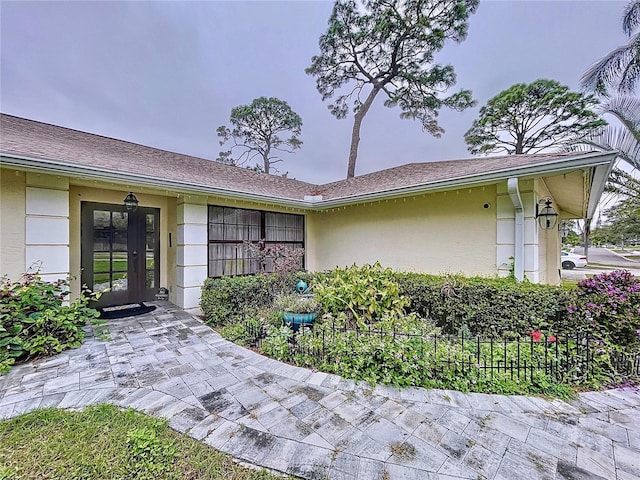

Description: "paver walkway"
1 302 639 480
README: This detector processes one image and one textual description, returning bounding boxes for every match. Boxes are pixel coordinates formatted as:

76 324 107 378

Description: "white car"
561 251 587 270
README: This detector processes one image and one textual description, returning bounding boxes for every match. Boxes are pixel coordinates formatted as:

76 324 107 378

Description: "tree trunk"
515 133 524 154
346 85 382 178
263 153 270 174
583 218 591 261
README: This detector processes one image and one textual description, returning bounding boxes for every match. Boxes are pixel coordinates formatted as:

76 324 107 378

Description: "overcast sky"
0 0 626 184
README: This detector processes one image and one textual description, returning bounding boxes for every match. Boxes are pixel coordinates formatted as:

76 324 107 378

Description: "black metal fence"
243 319 640 383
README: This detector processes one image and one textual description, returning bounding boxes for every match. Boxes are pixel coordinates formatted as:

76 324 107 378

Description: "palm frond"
580 38 640 94
622 0 640 37
599 95 640 134
606 167 640 199
567 125 640 170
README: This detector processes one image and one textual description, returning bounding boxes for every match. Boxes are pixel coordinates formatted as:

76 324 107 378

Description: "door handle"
132 251 138 272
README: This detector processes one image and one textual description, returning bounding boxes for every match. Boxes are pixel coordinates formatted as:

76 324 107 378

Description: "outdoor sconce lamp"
124 192 139 212
559 221 571 238
536 197 558 230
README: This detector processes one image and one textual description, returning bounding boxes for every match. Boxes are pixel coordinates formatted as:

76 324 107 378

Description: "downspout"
507 177 524 281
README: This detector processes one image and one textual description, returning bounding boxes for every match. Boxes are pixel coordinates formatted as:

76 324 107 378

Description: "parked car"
561 251 587 270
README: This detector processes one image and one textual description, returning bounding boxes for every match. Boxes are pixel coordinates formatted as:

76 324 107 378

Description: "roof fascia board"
586 161 615 219
0 153 315 209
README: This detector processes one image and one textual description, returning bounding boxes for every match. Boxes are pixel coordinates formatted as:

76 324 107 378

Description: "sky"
0 0 628 185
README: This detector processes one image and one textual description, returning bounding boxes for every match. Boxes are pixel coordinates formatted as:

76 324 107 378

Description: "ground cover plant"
0 272 106 374
202 265 640 397
0 404 287 480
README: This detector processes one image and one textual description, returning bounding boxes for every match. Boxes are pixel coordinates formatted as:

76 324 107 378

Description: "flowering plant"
527 330 556 342
566 270 640 347
244 240 304 274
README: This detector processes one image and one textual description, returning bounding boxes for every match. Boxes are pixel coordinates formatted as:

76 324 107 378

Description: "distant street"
572 247 639 268
562 247 640 281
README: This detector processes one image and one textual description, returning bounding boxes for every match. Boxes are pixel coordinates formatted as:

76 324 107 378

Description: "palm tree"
580 0 640 95
570 95 639 171
565 95 639 257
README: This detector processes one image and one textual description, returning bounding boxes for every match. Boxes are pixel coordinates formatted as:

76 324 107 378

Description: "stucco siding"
307 187 497 275
0 169 26 279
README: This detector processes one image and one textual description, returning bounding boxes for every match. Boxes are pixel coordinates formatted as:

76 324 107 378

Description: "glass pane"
113 231 127 251
146 270 155 288
224 208 237 224
249 226 260 241
146 234 155 251
93 273 110 292
209 206 224 223
93 252 110 273
238 225 249 240
209 260 223 277
286 215 297 228
223 224 237 241
93 230 110 252
209 224 223 240
112 252 128 272
146 214 155 233
224 244 237 258
112 212 128 229
209 243 223 260
146 251 154 269
264 212 274 227
112 272 128 291
93 211 111 229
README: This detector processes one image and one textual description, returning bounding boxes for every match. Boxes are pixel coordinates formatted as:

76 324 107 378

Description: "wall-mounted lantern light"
123 192 139 212
536 197 558 230
559 221 571 238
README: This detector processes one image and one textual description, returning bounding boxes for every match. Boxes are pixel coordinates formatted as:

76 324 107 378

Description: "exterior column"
496 180 539 282
25 173 70 283
176 195 208 312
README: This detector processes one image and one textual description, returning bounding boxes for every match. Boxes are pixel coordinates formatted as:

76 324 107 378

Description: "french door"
81 202 160 308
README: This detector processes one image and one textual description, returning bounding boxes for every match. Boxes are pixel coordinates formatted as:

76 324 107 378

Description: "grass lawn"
0 404 291 480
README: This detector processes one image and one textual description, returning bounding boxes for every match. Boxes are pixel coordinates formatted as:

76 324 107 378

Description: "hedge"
201 269 573 336
200 271 316 326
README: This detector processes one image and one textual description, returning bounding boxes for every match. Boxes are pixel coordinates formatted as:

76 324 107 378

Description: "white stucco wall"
176 196 208 312
24 173 70 283
306 186 498 276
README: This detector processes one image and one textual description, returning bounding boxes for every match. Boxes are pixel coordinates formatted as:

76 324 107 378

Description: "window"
208 206 304 277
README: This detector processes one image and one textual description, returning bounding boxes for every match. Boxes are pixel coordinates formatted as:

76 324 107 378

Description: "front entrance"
81 202 160 308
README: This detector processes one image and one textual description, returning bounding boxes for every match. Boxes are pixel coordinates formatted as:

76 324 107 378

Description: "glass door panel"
82 203 160 308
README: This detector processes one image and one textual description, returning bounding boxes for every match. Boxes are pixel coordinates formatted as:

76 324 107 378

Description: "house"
0 114 615 312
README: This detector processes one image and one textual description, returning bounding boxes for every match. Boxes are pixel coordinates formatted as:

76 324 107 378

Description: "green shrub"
313 263 409 328
0 273 102 373
396 273 570 337
273 294 320 313
290 314 574 398
200 271 316 326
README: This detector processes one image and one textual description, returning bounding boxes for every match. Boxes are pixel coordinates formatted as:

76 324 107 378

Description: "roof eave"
1 150 618 211
0 153 316 209
314 151 618 209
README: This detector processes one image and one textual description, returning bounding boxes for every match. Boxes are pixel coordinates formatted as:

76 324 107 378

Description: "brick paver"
1 302 638 480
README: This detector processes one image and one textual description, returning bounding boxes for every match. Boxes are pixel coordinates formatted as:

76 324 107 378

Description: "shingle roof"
0 114 316 201
317 152 590 200
1 114 607 204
